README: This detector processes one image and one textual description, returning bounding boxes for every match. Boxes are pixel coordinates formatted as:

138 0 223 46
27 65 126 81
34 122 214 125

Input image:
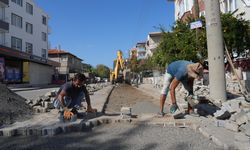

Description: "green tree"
221 12 250 54
151 13 249 68
95 64 110 78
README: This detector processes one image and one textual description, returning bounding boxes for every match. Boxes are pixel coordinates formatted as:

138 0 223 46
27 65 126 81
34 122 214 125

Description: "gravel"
0 84 33 127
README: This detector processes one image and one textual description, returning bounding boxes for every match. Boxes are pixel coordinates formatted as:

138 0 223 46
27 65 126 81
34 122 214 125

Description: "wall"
29 62 53 85
5 0 49 58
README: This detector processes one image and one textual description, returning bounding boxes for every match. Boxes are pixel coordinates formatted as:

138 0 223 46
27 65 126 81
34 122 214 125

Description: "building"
173 0 250 22
145 32 163 58
48 49 83 83
0 0 58 85
136 42 146 60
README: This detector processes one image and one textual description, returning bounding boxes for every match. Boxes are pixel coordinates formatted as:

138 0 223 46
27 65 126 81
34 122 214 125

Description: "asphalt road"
0 123 219 150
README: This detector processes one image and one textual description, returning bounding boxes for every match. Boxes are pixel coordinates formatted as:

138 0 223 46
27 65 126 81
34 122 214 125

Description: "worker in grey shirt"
53 73 96 121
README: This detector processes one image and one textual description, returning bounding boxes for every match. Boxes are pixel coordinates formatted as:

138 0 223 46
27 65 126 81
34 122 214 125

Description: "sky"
35 0 175 68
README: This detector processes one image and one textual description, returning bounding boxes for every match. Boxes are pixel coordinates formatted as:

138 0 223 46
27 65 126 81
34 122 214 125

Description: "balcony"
0 0 9 6
0 19 9 31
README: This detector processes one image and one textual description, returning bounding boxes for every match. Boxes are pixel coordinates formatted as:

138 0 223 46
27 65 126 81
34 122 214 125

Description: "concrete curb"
101 85 115 113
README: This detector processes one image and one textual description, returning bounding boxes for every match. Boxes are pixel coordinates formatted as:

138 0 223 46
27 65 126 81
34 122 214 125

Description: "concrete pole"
204 0 227 102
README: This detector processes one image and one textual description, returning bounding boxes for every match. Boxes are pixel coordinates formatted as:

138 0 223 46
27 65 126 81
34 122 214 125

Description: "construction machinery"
110 50 128 84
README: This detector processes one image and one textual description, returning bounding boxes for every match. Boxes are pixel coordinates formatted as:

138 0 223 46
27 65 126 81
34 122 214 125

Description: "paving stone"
2 128 17 136
120 107 132 115
224 120 239 132
244 128 250 137
234 141 250 150
214 120 225 127
236 111 249 125
44 126 63 136
44 101 54 109
214 109 231 120
234 132 250 143
239 121 250 132
62 123 81 133
199 123 235 149
222 100 241 113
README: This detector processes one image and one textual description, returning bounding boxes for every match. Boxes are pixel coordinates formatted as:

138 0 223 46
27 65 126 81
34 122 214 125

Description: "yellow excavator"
110 50 125 84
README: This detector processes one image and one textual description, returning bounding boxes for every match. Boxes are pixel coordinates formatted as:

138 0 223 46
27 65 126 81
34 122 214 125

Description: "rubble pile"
0 84 33 127
214 100 250 135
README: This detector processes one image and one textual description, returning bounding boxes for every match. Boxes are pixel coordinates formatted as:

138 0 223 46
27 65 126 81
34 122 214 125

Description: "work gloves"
170 104 179 114
63 108 75 120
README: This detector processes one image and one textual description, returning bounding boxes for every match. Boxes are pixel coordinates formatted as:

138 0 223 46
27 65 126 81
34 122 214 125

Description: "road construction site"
0 77 250 150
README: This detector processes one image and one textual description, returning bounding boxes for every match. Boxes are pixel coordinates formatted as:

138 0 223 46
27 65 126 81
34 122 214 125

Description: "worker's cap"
187 63 203 79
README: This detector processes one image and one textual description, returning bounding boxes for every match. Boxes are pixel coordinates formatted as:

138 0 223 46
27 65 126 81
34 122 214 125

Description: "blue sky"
35 0 175 68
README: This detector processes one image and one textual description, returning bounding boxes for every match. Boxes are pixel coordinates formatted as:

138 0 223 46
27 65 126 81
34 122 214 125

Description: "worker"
53 73 97 121
158 60 204 116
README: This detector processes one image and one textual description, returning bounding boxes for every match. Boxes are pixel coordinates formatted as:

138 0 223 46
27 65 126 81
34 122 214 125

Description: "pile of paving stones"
0 84 33 127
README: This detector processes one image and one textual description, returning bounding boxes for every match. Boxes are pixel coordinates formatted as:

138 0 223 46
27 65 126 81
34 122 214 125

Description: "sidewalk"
8 84 61 92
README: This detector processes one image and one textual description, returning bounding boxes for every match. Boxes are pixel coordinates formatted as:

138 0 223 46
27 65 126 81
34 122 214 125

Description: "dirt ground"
0 84 32 127
105 84 159 114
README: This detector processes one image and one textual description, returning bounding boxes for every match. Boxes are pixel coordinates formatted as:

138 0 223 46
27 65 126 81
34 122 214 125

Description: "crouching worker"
53 73 97 122
158 60 203 116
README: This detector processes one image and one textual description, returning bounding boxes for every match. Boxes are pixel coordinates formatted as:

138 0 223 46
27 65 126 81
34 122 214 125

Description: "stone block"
224 120 239 132
239 122 250 132
120 107 131 115
236 111 249 125
62 123 81 133
234 141 250 150
1 129 17 136
222 100 241 113
214 120 225 127
214 109 231 120
234 132 250 143
44 102 54 109
245 128 250 137
44 126 63 136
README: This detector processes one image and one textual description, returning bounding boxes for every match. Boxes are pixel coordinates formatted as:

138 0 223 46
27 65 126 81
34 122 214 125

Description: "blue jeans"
53 91 85 109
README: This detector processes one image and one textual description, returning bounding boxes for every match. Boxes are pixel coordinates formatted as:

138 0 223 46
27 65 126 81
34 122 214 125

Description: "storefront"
0 45 59 84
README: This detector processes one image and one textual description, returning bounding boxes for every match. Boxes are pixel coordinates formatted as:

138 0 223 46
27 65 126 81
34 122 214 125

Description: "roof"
48 49 83 61
148 32 163 37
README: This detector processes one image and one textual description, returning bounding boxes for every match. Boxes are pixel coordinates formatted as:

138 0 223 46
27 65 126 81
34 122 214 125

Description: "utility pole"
193 0 200 52
204 0 226 102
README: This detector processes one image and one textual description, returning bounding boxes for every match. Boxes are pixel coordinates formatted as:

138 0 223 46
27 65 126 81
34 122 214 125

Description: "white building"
145 32 163 58
0 0 58 85
173 0 250 21
136 42 146 60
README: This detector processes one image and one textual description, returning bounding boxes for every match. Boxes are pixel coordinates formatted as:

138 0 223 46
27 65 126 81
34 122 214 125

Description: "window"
242 0 250 6
12 0 23 6
41 49 47 58
224 0 237 13
11 36 22 51
11 13 22 28
26 3 33 15
61 55 67 61
25 42 33 54
26 22 33 34
42 32 46 41
42 16 47 25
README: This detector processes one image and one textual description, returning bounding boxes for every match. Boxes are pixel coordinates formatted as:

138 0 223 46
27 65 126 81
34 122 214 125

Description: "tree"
151 13 250 68
95 64 110 78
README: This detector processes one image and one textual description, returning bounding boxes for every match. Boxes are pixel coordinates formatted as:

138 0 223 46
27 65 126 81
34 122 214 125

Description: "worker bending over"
159 60 203 116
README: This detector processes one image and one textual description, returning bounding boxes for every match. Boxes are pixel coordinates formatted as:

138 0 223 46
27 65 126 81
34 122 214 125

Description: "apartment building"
174 0 250 21
0 0 58 84
48 49 83 83
145 32 163 58
136 42 146 60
